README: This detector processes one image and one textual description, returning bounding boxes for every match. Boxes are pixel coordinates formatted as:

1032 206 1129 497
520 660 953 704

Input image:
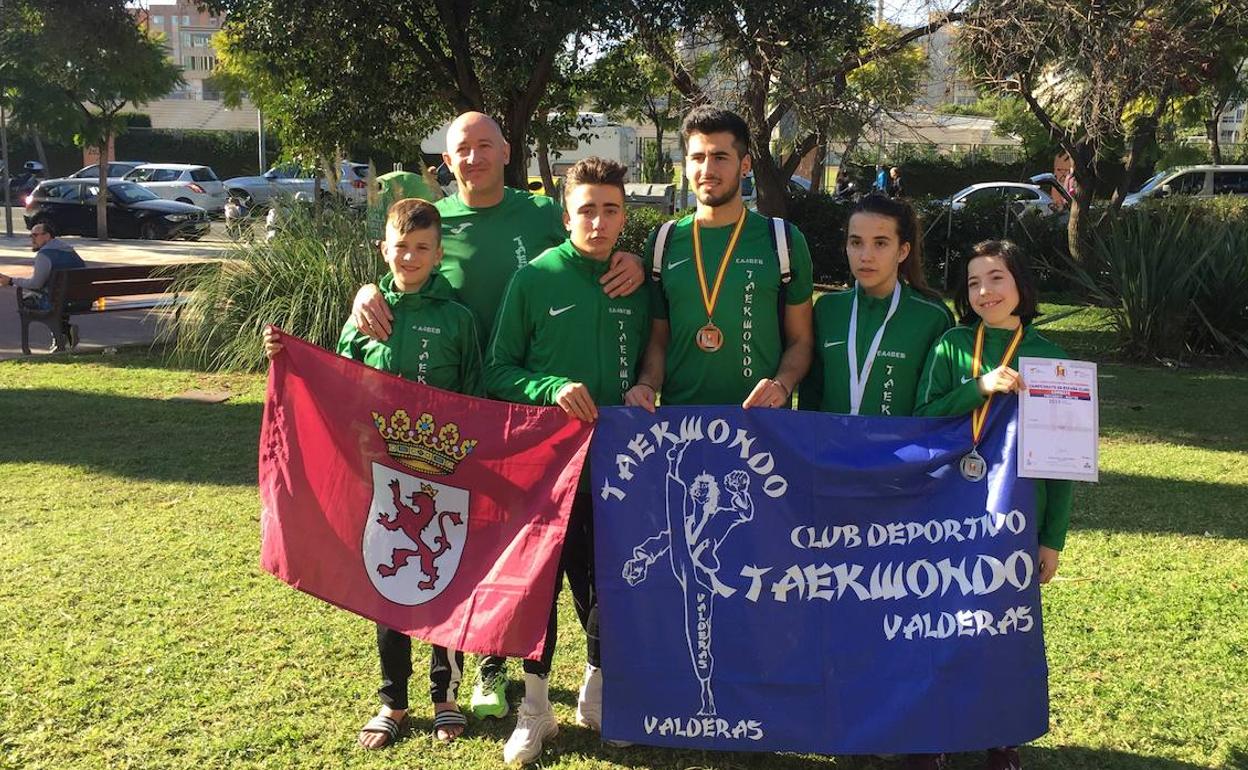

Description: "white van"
1122 165 1248 206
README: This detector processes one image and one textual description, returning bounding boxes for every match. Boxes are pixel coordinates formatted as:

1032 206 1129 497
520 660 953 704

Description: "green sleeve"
335 320 369 362
797 296 825 410
482 272 571 405
914 335 987 417
1039 479 1073 551
785 226 814 305
459 314 484 398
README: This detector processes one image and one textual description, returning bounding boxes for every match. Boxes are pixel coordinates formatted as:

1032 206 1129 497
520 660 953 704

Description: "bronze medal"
692 211 747 354
696 323 724 352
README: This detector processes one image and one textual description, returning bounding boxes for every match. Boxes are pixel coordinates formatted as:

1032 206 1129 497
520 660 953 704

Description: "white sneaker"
502 699 558 764
575 665 602 731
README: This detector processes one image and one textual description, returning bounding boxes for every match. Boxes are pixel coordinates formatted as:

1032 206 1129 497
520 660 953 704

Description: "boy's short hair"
563 157 627 201
681 106 751 158
386 198 441 241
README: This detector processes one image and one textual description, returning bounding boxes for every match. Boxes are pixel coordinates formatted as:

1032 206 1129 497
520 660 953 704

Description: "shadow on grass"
5 344 266 376
0 388 260 486
1097 364 1248 454
500 740 1233 770
1078 470 1248 540
1020 745 1236 770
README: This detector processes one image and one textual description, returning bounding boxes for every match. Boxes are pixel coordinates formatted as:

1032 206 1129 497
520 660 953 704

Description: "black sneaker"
985 747 1022 770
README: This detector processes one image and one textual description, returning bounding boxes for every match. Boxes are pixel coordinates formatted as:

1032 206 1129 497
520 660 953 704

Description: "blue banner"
591 400 1048 755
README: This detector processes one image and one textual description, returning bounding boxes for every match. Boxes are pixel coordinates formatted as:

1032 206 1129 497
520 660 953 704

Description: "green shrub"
1062 198 1248 361
618 205 679 258
159 196 382 372
786 191 853 285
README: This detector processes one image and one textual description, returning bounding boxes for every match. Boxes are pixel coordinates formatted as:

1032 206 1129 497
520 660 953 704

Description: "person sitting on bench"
1 222 87 350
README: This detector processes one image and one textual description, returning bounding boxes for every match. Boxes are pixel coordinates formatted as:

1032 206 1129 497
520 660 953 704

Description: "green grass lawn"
1 305 1245 770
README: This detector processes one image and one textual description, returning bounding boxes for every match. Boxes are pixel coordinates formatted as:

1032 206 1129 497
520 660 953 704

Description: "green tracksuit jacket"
799 282 954 416
484 239 651 407
915 323 1075 550
337 271 483 395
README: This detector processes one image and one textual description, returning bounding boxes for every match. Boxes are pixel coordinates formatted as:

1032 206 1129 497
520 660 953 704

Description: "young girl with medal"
798 194 953 417
914 239 1073 770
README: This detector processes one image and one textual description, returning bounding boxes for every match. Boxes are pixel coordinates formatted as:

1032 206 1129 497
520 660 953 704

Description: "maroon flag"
259 333 592 659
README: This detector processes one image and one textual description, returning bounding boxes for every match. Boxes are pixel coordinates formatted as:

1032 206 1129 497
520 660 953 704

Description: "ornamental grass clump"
1069 197 1248 362
158 196 383 372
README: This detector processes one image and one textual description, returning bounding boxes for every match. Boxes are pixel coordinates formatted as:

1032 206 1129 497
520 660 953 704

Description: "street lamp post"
257 107 265 173
1 97 12 237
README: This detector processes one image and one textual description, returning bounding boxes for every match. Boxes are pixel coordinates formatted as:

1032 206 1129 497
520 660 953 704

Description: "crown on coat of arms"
372 408 477 476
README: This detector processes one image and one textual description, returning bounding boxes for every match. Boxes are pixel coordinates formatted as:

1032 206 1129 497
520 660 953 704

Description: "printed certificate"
1017 357 1099 482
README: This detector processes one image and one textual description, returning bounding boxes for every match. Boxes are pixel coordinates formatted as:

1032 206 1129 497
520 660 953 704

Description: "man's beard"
695 176 741 208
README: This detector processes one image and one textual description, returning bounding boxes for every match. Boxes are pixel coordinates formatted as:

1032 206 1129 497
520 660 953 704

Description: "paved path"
0 230 231 361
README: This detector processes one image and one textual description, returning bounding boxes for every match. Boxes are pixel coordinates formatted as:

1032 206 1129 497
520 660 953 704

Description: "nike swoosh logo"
666 258 691 269
824 341 846 348
549 305 575 317
448 223 473 235
961 375 975 384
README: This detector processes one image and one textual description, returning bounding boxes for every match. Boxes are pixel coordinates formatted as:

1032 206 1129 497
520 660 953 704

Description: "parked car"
1027 172 1074 208
123 163 227 213
942 182 1064 216
3 161 45 199
24 178 211 240
68 161 149 180
1121 164 1248 207
223 160 370 207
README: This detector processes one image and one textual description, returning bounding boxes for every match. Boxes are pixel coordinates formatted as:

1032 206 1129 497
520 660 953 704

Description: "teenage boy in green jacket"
264 198 482 748
484 157 650 764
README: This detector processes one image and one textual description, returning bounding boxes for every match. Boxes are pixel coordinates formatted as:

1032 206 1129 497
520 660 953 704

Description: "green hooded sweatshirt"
337 270 483 396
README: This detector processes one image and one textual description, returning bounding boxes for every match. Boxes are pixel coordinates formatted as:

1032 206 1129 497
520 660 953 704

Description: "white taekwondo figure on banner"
623 439 755 716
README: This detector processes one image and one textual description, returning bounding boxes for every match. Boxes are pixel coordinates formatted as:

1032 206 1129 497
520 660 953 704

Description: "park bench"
16 263 200 354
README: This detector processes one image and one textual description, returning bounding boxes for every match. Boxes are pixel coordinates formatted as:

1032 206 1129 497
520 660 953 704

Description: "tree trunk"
1207 113 1223 165
536 135 555 197
652 123 666 183
95 137 109 240
1066 181 1096 268
31 131 49 177
1111 94 1167 213
678 133 689 210
752 135 788 218
503 109 532 189
809 137 827 193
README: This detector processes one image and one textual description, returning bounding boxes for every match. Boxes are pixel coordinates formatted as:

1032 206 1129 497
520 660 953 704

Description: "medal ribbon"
846 281 902 415
692 210 747 325
970 323 1025 445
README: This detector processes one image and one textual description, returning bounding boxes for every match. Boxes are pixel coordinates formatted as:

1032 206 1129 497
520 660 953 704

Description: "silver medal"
960 449 987 482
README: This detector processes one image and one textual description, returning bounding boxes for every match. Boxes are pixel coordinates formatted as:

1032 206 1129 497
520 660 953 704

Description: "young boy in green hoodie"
484 157 650 764
264 198 482 748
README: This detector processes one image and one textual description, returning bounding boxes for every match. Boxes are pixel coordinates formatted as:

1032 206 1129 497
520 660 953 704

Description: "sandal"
432 708 468 743
358 713 408 749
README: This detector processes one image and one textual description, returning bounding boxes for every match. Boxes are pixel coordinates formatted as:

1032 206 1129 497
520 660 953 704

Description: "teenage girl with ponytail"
799 194 954 417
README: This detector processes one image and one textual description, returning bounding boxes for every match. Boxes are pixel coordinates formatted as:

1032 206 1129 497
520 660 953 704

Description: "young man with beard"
625 106 814 413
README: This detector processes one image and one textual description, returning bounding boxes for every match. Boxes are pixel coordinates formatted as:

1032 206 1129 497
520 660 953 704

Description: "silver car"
69 161 149 180
945 182 1065 216
123 163 227 213
1121 165 1248 207
224 161 370 207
